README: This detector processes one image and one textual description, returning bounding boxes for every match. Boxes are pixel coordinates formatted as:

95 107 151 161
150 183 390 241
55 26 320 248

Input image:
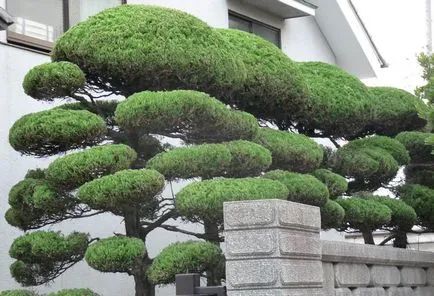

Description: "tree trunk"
393 231 408 249
361 229 375 245
125 208 155 296
204 220 222 286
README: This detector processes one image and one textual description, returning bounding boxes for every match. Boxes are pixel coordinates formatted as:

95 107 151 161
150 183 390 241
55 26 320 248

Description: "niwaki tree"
2 4 432 296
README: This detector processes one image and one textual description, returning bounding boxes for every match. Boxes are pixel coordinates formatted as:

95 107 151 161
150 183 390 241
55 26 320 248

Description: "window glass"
228 13 280 47
69 0 121 27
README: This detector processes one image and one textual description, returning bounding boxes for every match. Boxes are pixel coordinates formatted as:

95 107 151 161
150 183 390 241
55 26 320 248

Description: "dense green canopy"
312 169 348 198
216 28 309 123
253 128 323 173
320 200 345 229
176 178 289 223
395 131 433 162
85 236 145 273
115 90 258 143
9 109 106 156
47 144 137 190
148 241 223 285
52 5 244 97
48 289 100 296
337 197 392 231
262 170 329 206
297 62 375 138
146 141 271 180
365 87 426 136
23 62 85 101
77 169 164 212
399 184 434 230
0 291 39 296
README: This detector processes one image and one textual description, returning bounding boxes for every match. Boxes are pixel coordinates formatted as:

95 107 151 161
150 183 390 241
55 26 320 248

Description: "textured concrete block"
370 265 401 287
277 200 320 231
323 263 335 296
227 289 324 296
226 229 276 258
280 259 323 288
335 263 370 287
278 229 321 259
401 267 427 286
428 267 434 285
352 287 385 296
335 288 352 296
226 259 277 289
385 287 413 296
412 287 434 296
224 200 276 230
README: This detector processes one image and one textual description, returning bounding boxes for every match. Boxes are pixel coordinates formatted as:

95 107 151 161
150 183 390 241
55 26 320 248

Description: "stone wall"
223 199 434 296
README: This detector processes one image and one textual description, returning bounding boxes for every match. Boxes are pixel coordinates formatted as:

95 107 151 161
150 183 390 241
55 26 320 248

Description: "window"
6 0 121 52
229 12 281 47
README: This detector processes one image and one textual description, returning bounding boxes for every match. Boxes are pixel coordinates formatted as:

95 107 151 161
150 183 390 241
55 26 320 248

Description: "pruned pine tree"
3 4 433 296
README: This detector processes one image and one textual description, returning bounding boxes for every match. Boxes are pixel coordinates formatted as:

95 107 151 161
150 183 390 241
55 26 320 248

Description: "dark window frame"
5 0 124 52
228 10 281 48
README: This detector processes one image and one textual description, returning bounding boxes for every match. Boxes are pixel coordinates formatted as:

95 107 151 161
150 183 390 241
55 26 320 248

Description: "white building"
0 1 382 295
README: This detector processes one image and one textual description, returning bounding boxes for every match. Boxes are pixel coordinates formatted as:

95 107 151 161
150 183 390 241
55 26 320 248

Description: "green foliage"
52 5 245 97
312 169 348 198
263 170 329 206
9 109 106 156
23 62 85 101
253 128 323 173
47 289 100 296
176 178 289 223
0 290 39 296
333 136 407 187
148 241 222 285
115 90 258 143
336 197 392 231
25 169 46 180
366 87 426 136
10 231 88 264
320 200 345 229
399 184 434 230
297 62 375 138
217 28 309 123
416 52 434 103
363 196 417 231
147 140 271 180
46 144 137 190
395 131 433 162
77 169 164 212
404 165 434 188
85 236 145 273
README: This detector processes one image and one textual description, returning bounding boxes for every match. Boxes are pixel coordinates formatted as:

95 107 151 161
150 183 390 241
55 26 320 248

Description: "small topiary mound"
399 184 434 230
46 144 137 190
253 128 323 173
176 178 289 223
320 200 345 229
312 169 348 198
362 196 417 231
77 169 164 212
297 62 375 138
146 140 271 180
395 131 433 162
0 290 39 296
115 90 258 143
22 62 85 101
217 28 309 123
9 231 88 264
366 87 426 136
9 109 106 156
8 178 59 212
48 289 100 296
52 5 245 97
148 241 223 285
262 170 329 206
336 197 392 231
85 236 145 273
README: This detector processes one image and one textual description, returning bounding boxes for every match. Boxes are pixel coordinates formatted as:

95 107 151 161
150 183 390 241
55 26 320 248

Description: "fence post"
224 199 324 296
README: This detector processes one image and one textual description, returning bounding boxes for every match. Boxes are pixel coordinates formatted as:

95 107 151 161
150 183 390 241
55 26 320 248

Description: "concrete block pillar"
224 199 324 296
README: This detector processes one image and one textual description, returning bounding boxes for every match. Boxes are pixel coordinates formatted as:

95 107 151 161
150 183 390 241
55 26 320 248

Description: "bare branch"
378 234 395 246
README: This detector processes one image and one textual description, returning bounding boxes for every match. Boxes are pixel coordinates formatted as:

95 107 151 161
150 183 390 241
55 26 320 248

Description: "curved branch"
378 233 395 246
157 224 224 242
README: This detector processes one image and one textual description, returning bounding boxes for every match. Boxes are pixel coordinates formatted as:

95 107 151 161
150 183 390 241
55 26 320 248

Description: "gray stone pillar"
224 199 323 296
